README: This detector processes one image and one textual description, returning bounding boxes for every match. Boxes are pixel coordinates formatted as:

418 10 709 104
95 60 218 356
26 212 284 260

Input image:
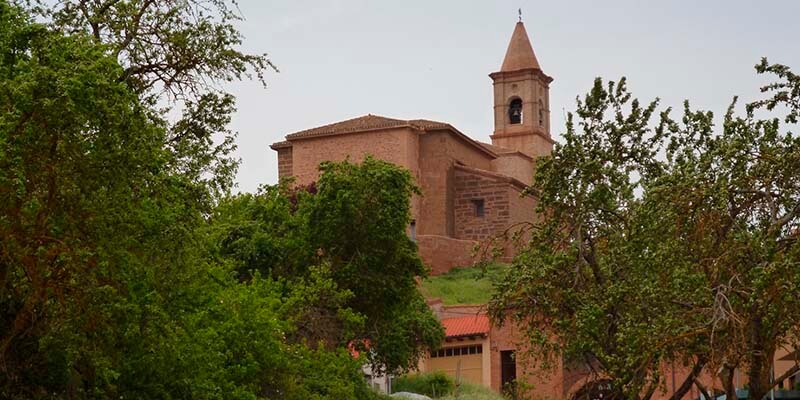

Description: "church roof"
279 114 499 159
285 114 450 140
500 21 542 72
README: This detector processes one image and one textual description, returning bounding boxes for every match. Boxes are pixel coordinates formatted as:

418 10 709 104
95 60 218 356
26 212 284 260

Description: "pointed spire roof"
500 21 541 72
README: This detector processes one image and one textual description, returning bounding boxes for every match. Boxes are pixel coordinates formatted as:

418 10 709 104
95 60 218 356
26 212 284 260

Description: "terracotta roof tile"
441 314 490 338
269 140 291 149
285 114 450 140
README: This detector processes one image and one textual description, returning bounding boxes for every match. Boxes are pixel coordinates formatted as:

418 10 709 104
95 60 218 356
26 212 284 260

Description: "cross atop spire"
518 8 522 22
499 20 542 72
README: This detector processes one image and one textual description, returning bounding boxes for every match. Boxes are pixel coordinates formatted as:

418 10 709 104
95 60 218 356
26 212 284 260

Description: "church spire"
499 21 541 72
489 19 553 159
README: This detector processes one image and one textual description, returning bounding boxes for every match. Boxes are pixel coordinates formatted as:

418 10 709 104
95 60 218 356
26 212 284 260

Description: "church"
270 19 800 400
271 21 551 275
269 19 576 396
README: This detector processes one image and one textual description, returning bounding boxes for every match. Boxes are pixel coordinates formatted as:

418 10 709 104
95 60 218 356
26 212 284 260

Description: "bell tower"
490 21 554 158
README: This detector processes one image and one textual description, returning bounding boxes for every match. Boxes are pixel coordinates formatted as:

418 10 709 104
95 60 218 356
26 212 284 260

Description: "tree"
490 61 800 400
0 1 207 394
489 77 706 400
211 157 445 374
0 2 390 398
22 0 280 200
648 59 800 400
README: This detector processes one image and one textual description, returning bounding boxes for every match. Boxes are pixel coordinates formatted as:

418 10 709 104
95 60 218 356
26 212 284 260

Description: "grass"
439 382 505 400
420 264 508 305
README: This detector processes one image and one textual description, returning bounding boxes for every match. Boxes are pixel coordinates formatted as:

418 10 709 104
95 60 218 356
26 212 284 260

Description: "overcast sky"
223 0 800 193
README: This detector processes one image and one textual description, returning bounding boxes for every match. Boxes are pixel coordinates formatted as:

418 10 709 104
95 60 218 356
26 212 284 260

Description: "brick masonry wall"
288 127 419 186
417 234 478 276
281 127 422 220
418 130 496 237
276 147 292 179
488 320 565 398
453 168 513 241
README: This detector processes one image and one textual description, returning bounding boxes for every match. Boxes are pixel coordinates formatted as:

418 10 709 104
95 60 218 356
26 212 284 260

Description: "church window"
538 103 544 127
509 98 523 124
472 199 485 217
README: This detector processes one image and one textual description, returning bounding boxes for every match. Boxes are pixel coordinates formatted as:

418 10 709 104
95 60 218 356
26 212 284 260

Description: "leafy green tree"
22 0 280 199
490 61 800 400
489 78 705 400
0 2 387 399
647 59 800 400
212 157 445 374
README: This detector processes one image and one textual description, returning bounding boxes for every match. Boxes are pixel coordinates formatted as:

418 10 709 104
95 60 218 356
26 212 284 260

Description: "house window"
429 345 483 358
471 199 485 217
509 98 523 124
409 220 416 242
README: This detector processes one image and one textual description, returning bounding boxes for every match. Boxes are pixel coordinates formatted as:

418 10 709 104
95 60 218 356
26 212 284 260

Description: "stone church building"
269 20 574 396
271 21 552 275
271 20 800 400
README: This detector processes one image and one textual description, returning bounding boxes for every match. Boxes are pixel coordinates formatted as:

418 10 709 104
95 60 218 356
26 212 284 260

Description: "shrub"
439 382 504 400
392 372 455 397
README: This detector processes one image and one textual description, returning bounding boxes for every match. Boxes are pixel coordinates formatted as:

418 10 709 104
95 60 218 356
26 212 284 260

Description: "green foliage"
0 2 406 399
490 77 699 400
211 157 444 374
491 60 800 400
392 372 455 398
438 383 504 400
420 264 509 305
22 0 281 200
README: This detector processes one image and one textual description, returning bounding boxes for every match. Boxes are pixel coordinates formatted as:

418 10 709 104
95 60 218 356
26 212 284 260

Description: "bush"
392 372 455 398
439 382 504 400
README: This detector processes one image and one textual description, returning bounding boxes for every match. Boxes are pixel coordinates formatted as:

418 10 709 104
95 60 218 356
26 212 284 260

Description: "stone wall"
417 130 496 237
453 166 514 241
416 234 478 276
453 165 537 261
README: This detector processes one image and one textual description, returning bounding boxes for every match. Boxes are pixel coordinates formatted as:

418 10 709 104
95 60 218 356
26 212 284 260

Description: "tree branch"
668 358 706 400
695 377 713 400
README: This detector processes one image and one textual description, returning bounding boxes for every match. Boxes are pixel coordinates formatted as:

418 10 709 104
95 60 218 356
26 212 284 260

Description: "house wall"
418 337 492 388
489 321 565 398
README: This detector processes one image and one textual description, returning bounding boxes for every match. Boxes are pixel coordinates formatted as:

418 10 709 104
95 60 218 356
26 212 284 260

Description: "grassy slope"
420 264 508 305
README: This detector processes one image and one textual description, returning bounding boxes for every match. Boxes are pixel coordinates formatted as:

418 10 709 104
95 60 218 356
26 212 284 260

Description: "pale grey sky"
224 0 800 193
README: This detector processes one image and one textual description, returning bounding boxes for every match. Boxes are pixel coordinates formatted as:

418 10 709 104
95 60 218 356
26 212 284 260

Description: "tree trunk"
720 364 738 400
746 317 776 400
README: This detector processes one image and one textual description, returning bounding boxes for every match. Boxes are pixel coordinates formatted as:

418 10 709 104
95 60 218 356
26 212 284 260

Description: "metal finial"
518 8 522 22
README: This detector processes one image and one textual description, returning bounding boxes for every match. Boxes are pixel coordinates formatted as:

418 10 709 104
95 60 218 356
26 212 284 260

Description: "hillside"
420 264 508 305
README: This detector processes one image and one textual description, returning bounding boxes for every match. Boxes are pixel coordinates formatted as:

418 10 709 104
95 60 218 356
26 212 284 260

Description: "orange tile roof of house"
441 314 490 338
285 114 450 140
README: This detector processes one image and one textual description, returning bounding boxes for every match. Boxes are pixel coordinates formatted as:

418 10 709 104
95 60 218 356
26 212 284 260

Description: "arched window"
538 100 545 127
508 98 522 124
